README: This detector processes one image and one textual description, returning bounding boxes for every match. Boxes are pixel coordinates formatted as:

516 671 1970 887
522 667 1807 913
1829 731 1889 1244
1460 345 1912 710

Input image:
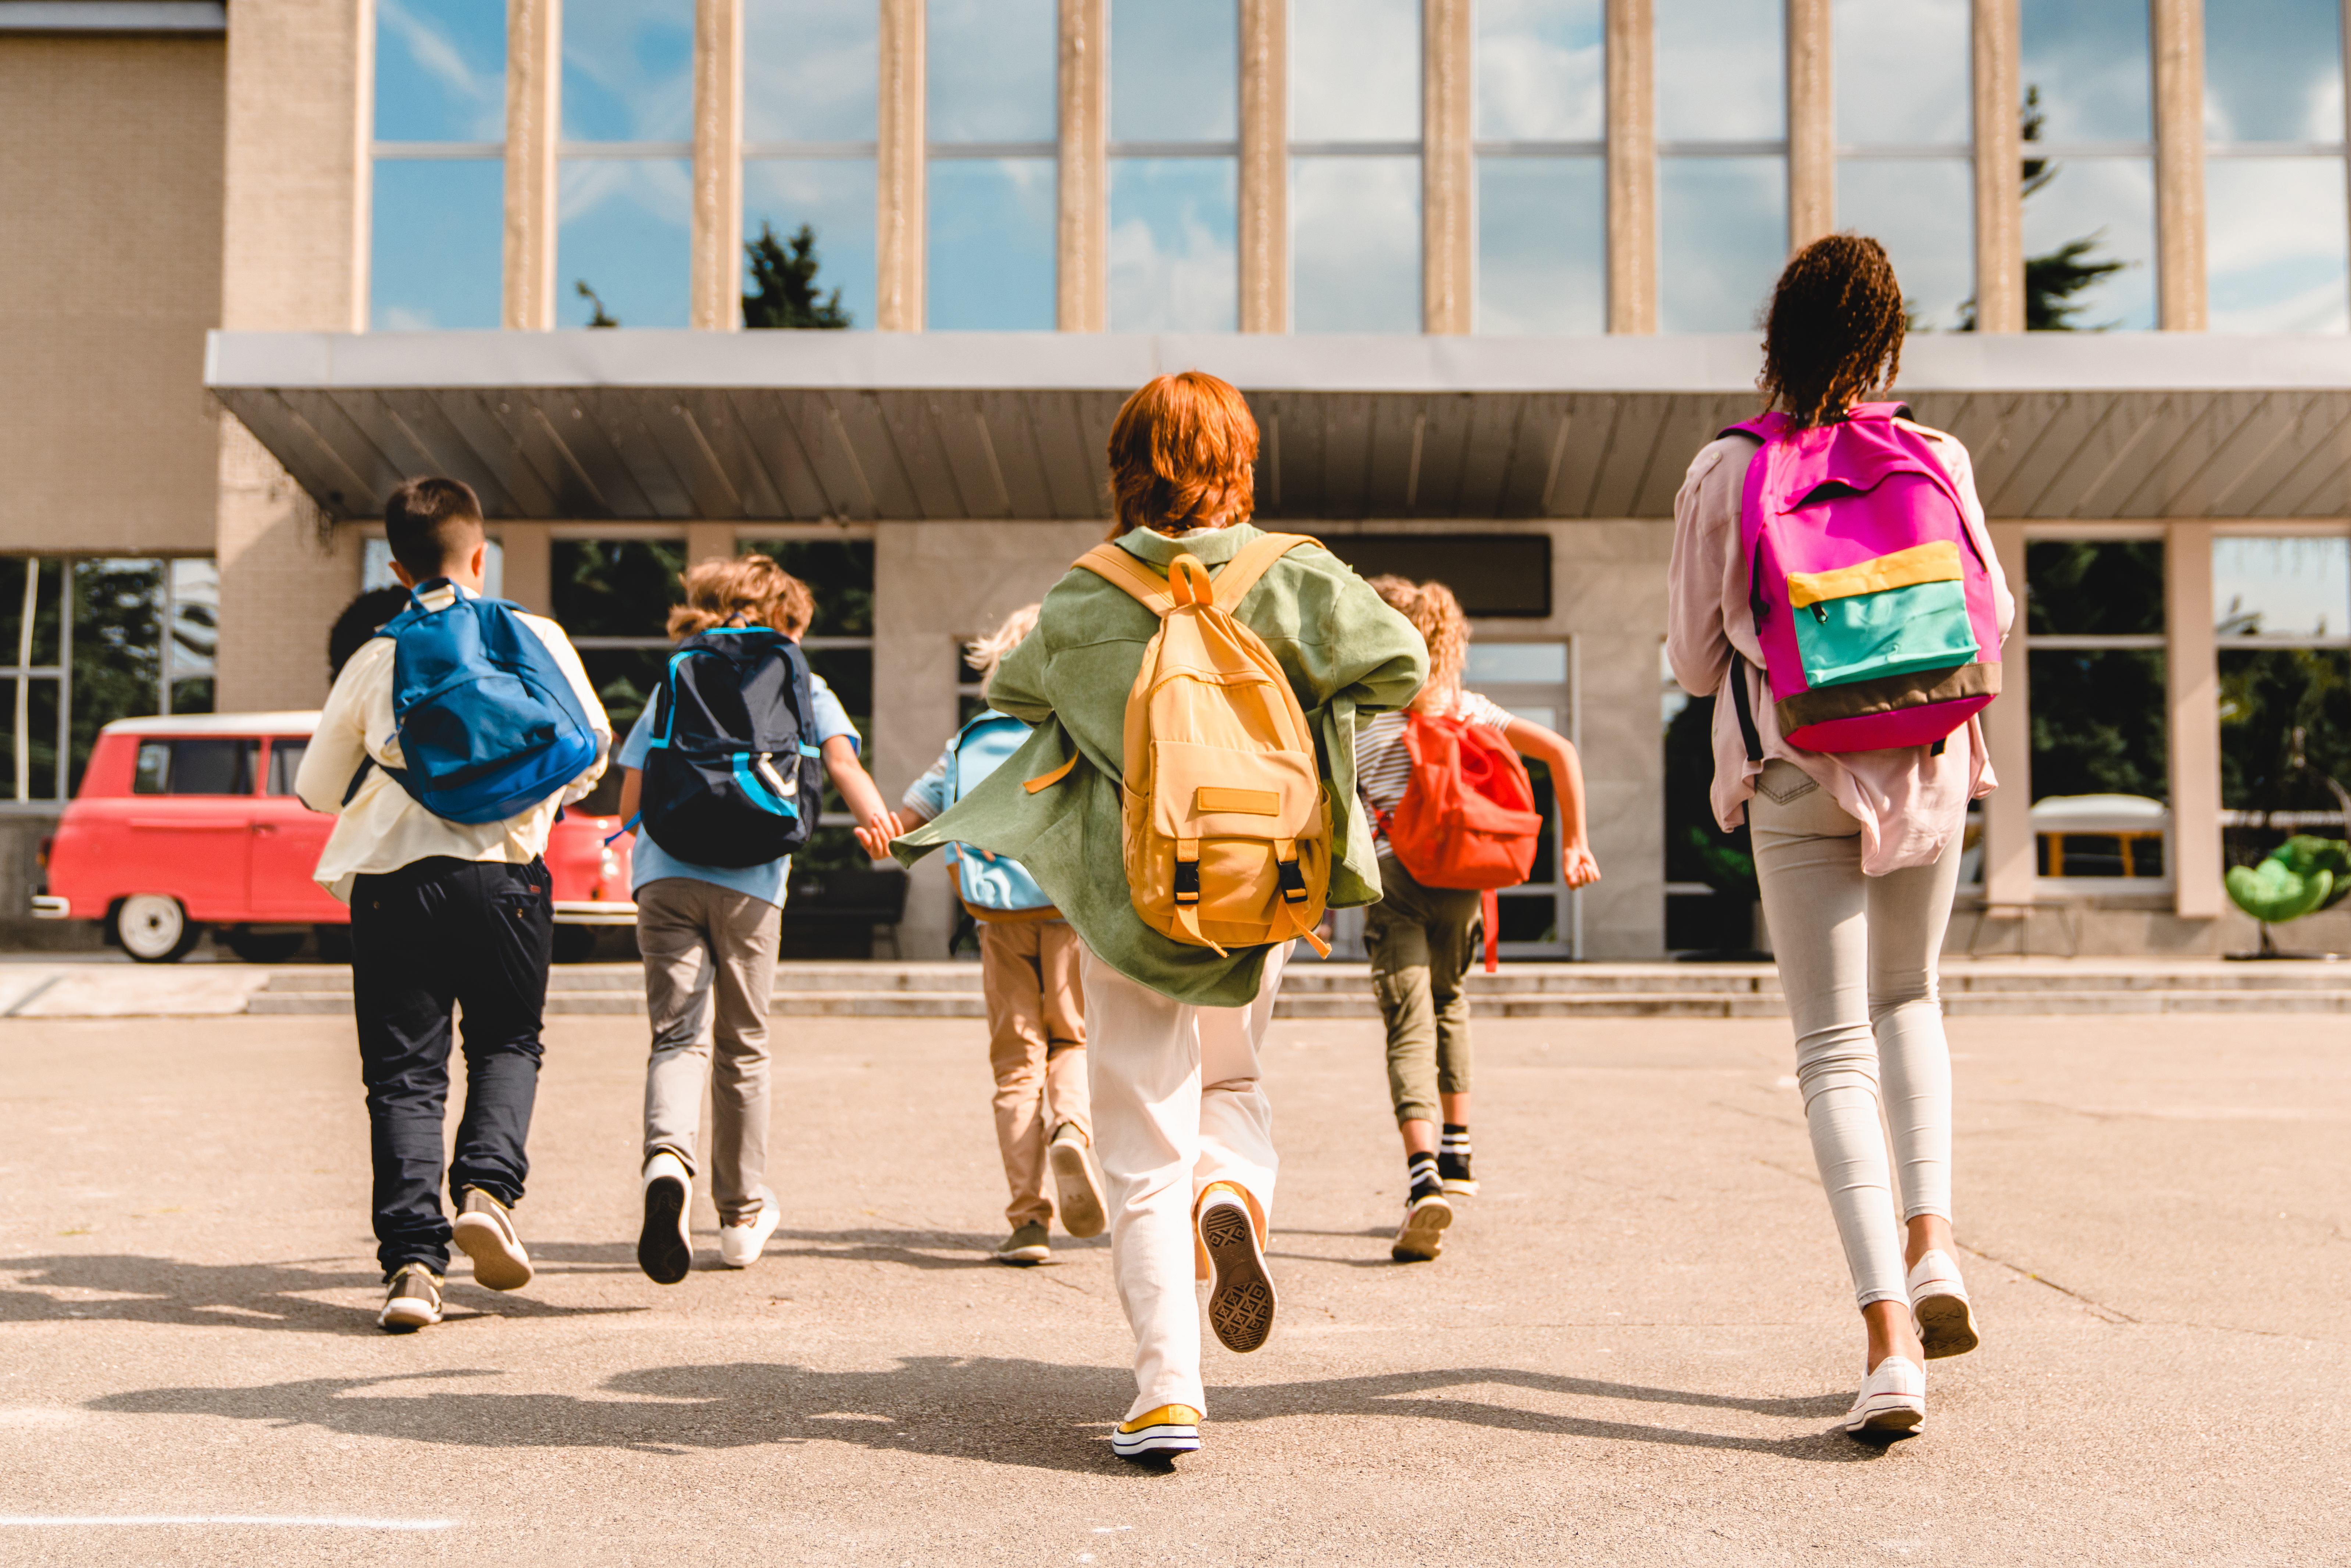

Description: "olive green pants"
1364 855 1483 1126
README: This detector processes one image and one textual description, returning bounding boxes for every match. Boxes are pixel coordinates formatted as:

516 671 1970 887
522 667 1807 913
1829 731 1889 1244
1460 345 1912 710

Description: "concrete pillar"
1786 0 1833 251
1982 521 2034 904
875 0 924 331
2167 521 2223 918
499 523 552 614
1057 0 1107 332
685 521 734 568
503 0 561 331
1605 0 1656 333
1972 0 2023 332
1423 0 1474 333
1238 0 1287 332
2152 0 2207 331
690 0 743 331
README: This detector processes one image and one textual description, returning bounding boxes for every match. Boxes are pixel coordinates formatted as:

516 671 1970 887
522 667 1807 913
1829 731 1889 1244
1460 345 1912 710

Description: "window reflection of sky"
2215 538 2351 639
1659 158 1784 334
745 0 877 144
2207 160 2350 332
1839 160 1973 329
562 0 695 143
1292 0 1419 142
2205 0 2342 142
1478 159 1604 334
374 0 505 141
1835 0 1967 145
558 160 693 326
1655 0 1783 142
930 0 1056 142
2020 157 2156 329
1292 157 1420 332
1111 0 1237 144
1109 160 1238 332
745 160 878 328
372 162 505 329
2020 0 2150 142
928 159 1056 329
1476 0 1601 143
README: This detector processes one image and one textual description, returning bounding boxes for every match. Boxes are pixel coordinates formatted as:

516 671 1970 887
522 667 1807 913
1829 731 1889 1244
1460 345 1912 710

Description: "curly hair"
1758 233 1906 429
1104 370 1258 540
1366 574 1469 700
667 554 815 641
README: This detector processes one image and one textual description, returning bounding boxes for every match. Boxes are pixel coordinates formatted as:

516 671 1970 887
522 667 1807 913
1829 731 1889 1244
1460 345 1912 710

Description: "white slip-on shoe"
638 1151 693 1285
717 1199 780 1269
1841 1355 1926 1437
451 1186 534 1292
1049 1123 1107 1240
1907 1249 1981 1360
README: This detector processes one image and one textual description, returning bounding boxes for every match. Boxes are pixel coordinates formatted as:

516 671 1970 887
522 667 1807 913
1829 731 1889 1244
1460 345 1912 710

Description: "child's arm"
617 768 640 824
1501 715 1601 887
824 737 899 861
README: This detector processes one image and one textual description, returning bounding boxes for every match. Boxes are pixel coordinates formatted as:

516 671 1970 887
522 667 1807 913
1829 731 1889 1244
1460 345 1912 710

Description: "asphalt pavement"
0 1003 2342 1565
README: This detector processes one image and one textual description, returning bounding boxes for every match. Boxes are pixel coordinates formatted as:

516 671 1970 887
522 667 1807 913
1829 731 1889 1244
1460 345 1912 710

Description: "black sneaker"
638 1151 693 1285
1438 1125 1478 1195
378 1264 443 1332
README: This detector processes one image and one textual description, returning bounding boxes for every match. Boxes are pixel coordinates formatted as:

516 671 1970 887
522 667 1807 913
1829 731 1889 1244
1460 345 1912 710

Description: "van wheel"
223 927 306 965
116 895 200 963
551 925 598 964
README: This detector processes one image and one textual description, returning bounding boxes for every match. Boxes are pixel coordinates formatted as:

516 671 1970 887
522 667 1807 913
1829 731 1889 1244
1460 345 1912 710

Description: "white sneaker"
1048 1123 1106 1239
1907 1249 1980 1360
717 1200 780 1268
637 1150 693 1285
1841 1355 1926 1436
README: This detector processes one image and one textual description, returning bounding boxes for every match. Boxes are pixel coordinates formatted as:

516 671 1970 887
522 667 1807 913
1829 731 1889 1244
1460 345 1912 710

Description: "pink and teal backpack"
1721 402 2002 756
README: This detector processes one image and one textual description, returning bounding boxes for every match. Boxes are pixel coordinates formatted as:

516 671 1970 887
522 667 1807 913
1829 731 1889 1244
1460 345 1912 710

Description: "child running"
864 605 1108 1268
617 554 897 1283
1356 577 1601 1262
295 477 611 1333
891 372 1424 1464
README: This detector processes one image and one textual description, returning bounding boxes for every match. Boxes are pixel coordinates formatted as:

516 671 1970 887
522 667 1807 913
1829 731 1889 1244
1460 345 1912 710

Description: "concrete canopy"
205 331 2351 524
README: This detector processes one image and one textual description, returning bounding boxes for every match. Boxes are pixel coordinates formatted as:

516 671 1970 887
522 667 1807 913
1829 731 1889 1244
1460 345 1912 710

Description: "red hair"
1105 370 1259 539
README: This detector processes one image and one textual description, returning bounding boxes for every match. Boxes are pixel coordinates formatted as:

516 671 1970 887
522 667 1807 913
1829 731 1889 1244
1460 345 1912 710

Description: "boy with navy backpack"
617 554 896 1284
868 604 1106 1267
296 477 611 1333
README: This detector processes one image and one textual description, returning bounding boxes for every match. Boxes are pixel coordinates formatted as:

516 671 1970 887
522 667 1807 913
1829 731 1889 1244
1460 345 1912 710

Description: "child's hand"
1561 844 1601 887
852 810 902 861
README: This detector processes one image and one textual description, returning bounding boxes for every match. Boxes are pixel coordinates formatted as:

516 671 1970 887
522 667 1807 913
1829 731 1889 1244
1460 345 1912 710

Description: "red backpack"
1380 711 1543 972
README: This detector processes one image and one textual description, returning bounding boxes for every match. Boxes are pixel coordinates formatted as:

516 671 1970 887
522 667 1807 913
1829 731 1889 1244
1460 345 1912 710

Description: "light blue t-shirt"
618 670 859 908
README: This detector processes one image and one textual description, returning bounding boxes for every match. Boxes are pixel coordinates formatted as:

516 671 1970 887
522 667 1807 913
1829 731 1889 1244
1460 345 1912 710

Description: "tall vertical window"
1474 0 1605 334
370 0 507 329
1108 0 1241 331
1654 0 1787 333
1290 0 1421 333
2215 535 2351 869
559 0 695 328
745 0 879 329
2019 0 2156 330
2204 0 2350 332
1834 0 1973 329
927 0 1059 329
2025 539 2169 881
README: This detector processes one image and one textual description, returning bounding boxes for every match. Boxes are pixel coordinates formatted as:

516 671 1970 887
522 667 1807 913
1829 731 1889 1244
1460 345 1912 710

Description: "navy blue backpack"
373 581 603 825
637 626 824 869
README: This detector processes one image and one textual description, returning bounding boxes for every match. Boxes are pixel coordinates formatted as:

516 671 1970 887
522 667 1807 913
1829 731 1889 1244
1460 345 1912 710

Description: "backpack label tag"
1196 786 1278 816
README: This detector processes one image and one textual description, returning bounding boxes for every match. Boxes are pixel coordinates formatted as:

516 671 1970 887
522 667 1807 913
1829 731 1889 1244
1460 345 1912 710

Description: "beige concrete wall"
0 34 225 555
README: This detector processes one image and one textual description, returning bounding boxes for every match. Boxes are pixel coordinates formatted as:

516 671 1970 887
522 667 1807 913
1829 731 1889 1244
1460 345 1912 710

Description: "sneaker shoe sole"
452 1212 533 1292
1201 1201 1275 1354
638 1174 692 1285
1392 1195 1453 1262
1050 1138 1107 1240
1843 1397 1924 1436
1439 1178 1479 1196
377 1296 440 1332
1112 1421 1201 1460
993 1245 1049 1266
1913 1291 1980 1360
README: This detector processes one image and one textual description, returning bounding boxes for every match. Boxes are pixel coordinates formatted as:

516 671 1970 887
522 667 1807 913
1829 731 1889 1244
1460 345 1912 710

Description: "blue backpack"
947 711 1053 916
637 626 825 869
374 581 602 825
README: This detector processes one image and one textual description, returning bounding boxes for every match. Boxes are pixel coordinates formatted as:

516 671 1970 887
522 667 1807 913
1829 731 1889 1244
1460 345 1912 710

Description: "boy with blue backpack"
295 477 611 1333
866 605 1106 1266
618 554 896 1284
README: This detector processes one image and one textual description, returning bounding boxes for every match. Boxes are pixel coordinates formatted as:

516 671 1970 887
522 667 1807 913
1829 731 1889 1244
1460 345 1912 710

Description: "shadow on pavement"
84 1357 1877 1469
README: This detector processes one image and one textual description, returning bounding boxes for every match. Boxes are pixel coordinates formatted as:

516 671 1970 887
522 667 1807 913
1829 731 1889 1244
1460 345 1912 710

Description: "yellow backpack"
1037 533 1333 959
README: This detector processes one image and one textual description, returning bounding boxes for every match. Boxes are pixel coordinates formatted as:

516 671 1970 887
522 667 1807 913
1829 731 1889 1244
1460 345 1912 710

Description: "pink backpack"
1720 402 2002 754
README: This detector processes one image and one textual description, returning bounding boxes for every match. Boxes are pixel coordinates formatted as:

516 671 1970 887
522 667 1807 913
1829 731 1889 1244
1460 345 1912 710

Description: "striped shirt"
1355 689 1515 844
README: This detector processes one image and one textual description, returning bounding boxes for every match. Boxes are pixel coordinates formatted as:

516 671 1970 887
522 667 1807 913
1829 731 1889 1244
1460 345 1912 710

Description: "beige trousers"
978 918 1090 1227
638 877 782 1224
1082 940 1288 1422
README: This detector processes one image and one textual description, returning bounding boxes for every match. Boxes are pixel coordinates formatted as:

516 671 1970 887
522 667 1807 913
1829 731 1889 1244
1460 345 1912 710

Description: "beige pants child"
1081 940 1289 1421
638 878 781 1225
977 918 1089 1227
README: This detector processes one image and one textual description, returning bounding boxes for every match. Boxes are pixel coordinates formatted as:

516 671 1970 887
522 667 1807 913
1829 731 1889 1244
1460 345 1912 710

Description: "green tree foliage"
575 281 619 328
743 222 852 329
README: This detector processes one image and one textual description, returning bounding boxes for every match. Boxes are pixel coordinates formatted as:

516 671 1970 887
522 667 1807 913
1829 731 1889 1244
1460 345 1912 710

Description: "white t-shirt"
1354 688 1515 846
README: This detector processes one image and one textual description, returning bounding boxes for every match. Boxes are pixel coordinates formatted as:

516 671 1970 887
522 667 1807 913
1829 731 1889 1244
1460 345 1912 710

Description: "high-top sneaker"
1437 1124 1478 1195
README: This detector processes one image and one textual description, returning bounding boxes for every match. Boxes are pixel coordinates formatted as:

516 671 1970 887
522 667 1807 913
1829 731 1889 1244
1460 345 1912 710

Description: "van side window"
265 740 307 796
131 739 259 796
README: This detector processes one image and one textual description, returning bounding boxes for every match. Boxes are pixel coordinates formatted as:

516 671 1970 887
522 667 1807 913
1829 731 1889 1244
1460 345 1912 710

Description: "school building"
10 0 2351 960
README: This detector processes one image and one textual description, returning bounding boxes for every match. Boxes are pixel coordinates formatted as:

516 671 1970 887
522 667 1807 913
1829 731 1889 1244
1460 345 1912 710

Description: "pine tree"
575 280 619 328
743 222 851 329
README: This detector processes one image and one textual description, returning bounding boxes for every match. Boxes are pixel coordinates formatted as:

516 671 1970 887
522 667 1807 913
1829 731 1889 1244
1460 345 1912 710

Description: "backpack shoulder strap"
1210 532 1315 609
1720 411 1790 443
1074 543 1177 615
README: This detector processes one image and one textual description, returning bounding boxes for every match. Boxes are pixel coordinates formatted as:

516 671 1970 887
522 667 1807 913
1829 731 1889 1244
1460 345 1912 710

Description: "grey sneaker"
994 1221 1050 1265
451 1186 533 1292
1048 1123 1106 1239
378 1264 443 1332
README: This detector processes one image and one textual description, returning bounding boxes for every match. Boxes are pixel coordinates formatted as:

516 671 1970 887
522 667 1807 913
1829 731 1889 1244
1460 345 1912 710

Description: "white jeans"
1749 761 1961 1310
1081 941 1289 1421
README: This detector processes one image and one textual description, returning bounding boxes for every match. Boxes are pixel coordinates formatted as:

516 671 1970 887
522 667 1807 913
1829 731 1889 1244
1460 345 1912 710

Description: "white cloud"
1109 167 1238 331
1292 0 1419 141
1834 0 1969 144
377 0 503 139
744 0 877 141
1476 0 1603 141
1292 156 1420 332
1655 0 1784 141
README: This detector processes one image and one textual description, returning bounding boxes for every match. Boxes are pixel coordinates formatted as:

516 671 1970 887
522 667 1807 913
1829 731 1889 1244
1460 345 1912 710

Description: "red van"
34 712 634 962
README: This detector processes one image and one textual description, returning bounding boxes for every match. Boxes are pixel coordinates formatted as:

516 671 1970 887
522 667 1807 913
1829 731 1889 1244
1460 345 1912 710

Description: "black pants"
351 856 553 1280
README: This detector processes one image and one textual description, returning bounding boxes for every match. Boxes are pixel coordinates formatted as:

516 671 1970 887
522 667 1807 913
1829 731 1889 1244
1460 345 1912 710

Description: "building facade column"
1605 0 1656 333
1423 0 1474 333
1982 521 2034 905
498 523 553 614
2152 0 2207 330
1238 0 1287 332
875 0 924 331
503 0 560 332
1971 0 2023 331
685 521 734 567
1785 0 1833 251
2167 521 2223 918
689 0 743 331
1056 0 1107 332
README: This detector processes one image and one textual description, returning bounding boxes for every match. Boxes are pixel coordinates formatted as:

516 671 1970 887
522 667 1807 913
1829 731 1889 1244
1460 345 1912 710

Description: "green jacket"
893 522 1427 1006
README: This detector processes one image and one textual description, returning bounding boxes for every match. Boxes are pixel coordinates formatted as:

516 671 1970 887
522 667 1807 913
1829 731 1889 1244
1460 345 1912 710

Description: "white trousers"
1749 761 1961 1311
1081 940 1289 1421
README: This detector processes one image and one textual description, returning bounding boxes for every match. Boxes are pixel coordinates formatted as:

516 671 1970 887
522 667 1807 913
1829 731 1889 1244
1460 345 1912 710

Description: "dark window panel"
1316 534 1551 618
2027 647 2168 800
2024 540 2164 637
552 540 688 640
738 538 875 637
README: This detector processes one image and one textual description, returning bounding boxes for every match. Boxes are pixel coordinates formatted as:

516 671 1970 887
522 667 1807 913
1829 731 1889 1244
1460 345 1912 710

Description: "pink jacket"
1666 419 2016 875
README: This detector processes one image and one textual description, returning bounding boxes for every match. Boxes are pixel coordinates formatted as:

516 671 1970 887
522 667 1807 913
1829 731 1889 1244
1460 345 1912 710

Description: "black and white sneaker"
1393 1152 1452 1261
378 1264 443 1332
638 1150 693 1285
1437 1125 1478 1196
